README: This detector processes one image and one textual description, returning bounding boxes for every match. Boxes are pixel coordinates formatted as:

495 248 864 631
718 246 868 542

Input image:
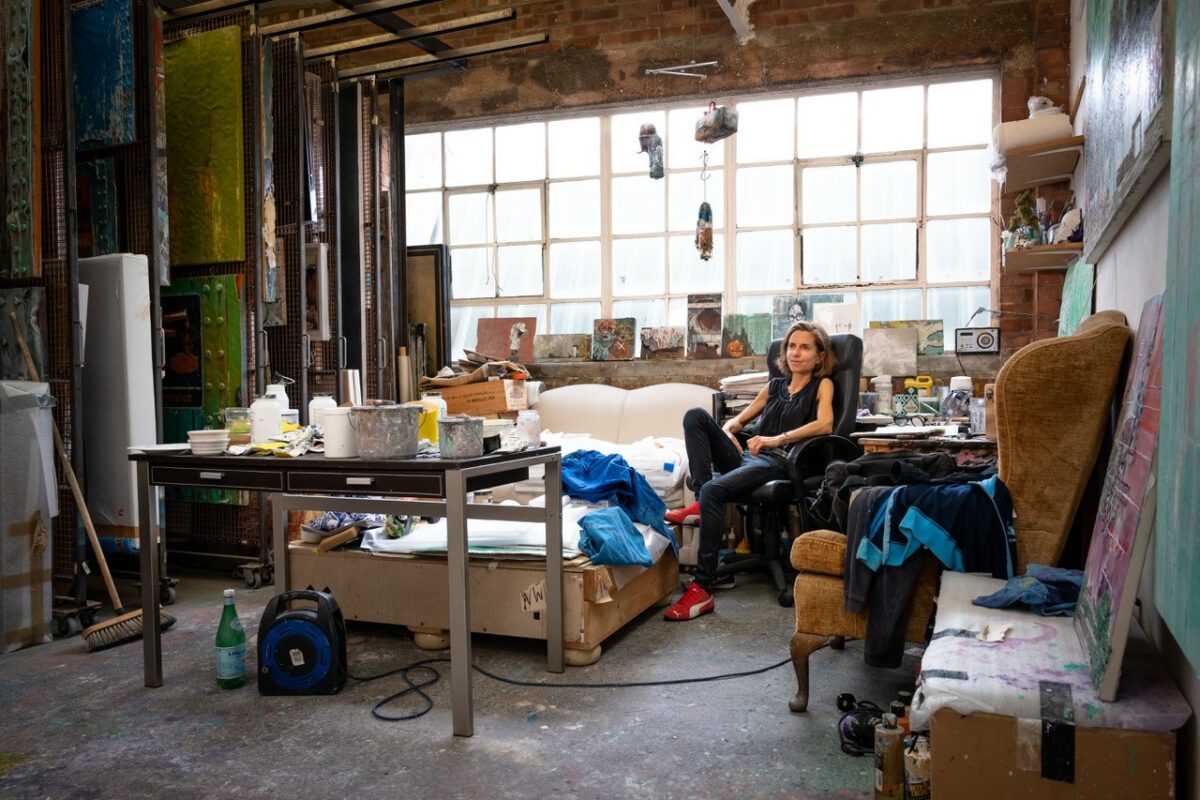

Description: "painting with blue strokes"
72 0 137 149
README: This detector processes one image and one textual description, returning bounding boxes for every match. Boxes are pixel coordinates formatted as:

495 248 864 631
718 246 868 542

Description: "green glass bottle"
215 588 247 689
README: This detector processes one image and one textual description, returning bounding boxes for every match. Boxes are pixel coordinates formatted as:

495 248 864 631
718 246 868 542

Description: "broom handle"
9 312 125 612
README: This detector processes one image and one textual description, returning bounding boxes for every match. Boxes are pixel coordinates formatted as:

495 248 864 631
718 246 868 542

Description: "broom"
9 312 175 651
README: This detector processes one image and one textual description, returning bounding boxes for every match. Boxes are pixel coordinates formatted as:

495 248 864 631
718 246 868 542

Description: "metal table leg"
137 460 162 687
445 468 473 736
544 454 564 673
272 493 288 593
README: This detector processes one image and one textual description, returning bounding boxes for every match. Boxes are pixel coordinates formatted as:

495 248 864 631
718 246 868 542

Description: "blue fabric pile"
971 564 1084 616
562 450 677 564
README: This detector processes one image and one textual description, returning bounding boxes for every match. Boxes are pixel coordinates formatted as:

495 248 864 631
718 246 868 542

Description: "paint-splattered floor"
0 568 916 799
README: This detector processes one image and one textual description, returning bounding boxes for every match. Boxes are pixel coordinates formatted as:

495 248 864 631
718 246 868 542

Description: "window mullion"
724 135 737 306
600 115 613 320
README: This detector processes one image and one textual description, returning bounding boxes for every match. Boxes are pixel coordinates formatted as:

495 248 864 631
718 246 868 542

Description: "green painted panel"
164 26 245 267
1155 0 1200 672
1058 259 1094 336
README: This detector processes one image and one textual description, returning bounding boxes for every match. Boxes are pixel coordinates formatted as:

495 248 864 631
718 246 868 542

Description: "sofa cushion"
534 382 715 443
791 529 846 576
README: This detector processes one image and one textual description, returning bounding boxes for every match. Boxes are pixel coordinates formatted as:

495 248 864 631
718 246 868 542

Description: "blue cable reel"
257 589 347 695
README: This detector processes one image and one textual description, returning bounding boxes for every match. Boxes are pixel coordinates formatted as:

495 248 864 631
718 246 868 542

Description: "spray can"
874 713 904 799
904 734 931 799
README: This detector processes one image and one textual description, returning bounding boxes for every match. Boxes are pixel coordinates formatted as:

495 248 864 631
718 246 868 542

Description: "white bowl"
190 442 227 455
188 430 230 442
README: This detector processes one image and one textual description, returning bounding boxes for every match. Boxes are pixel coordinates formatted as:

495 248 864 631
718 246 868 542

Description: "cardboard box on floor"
438 379 528 416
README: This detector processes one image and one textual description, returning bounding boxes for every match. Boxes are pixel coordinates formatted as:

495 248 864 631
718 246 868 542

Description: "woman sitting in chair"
663 321 837 621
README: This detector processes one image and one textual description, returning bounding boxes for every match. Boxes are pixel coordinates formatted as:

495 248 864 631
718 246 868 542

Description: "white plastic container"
516 409 541 447
871 376 893 415
265 382 291 413
323 407 357 458
420 391 448 421
250 393 282 443
308 393 336 426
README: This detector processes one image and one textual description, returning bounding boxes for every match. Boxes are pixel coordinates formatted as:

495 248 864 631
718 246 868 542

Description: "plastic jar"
265 382 291 413
516 409 541 447
323 407 357 458
224 407 251 445
250 393 282 443
308 393 336 427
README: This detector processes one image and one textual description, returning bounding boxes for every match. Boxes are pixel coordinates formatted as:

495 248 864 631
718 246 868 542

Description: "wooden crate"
288 544 678 662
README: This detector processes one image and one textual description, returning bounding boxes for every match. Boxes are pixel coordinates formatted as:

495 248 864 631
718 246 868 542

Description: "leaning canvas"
869 319 945 355
592 318 636 361
640 326 685 360
687 293 723 359
722 313 771 358
477 317 537 363
535 334 590 360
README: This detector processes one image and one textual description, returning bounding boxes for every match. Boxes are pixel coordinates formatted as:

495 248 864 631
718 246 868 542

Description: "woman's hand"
722 420 744 453
745 434 779 455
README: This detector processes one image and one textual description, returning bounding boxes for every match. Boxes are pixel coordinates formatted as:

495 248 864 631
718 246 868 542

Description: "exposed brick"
879 0 923 12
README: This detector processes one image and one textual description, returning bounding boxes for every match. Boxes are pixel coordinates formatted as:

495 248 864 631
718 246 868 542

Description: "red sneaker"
664 500 701 525
663 582 714 621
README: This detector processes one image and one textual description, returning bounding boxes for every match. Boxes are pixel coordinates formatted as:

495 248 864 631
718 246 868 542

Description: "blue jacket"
561 450 677 553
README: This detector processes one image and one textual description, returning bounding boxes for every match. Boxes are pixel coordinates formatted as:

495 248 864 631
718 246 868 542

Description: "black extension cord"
347 655 795 722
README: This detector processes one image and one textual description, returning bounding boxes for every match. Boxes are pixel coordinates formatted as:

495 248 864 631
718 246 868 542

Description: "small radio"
955 327 1001 354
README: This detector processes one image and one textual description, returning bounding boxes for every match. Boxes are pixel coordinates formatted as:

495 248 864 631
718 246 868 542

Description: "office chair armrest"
785 435 862 496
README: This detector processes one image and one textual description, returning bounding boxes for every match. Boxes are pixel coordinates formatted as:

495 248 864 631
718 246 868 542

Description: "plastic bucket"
438 415 484 458
350 404 419 459
323 407 357 458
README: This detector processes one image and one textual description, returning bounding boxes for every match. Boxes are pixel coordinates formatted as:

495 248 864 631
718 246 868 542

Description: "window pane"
495 122 546 182
668 106 724 169
927 149 991 215
549 117 600 178
801 165 855 224
736 229 794 291
549 179 600 239
444 128 492 187
612 175 665 234
405 132 441 190
497 244 543 296
551 301 601 334
612 237 666 296
449 247 493 299
448 192 491 245
613 299 665 356
737 295 773 314
797 92 858 158
861 223 917 281
861 160 917 220
451 305 494 361
496 303 547 333
495 187 541 243
669 233 724 293
928 79 993 148
405 190 442 245
736 165 794 227
861 288 922 327
549 241 600 298
802 226 856 285
928 285 991 348
736 97 795 163
927 218 991 282
861 86 923 153
612 110 665 174
668 169 723 232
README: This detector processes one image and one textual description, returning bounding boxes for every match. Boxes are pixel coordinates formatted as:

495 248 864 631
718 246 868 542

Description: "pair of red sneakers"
663 500 701 526
663 581 713 620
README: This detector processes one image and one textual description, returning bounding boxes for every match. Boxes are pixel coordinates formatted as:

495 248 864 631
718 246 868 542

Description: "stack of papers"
719 370 770 398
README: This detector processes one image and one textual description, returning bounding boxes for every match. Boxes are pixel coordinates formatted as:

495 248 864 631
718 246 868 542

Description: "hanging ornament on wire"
696 151 713 260
638 123 665 179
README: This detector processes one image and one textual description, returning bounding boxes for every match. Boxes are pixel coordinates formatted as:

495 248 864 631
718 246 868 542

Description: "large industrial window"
406 73 997 359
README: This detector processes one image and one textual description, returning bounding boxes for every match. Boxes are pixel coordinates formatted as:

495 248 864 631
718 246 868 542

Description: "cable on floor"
347 654 795 722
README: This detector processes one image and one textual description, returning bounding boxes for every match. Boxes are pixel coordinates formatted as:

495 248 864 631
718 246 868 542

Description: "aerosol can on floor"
216 588 247 689
874 712 904 798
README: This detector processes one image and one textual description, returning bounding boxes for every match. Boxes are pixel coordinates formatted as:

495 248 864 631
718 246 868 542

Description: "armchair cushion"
791 530 846 577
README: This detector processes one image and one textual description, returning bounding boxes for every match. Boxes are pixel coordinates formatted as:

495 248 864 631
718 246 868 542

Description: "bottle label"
217 644 246 679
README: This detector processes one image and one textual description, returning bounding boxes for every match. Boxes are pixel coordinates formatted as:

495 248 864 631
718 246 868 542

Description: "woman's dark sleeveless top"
756 377 823 438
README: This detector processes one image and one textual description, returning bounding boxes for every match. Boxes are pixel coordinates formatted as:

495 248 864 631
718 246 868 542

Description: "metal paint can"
438 415 484 458
350 404 419 459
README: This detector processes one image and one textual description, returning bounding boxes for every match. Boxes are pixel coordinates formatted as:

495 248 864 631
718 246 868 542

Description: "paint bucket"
323 407 357 459
350 404 419 459
404 399 441 445
438 415 484 459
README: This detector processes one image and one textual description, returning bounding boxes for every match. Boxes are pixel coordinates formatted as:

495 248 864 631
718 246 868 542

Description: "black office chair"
716 334 863 607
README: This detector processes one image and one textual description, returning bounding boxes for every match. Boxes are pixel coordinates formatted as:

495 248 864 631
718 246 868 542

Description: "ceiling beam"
258 0 441 36
714 0 755 43
165 0 257 21
338 33 548 80
304 9 514 59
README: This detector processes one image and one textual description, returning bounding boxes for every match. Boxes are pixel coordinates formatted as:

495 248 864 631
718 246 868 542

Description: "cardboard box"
439 379 528 416
930 709 1176 798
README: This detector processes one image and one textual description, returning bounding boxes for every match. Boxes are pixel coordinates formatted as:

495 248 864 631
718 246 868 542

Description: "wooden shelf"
1000 135 1085 194
1002 242 1084 272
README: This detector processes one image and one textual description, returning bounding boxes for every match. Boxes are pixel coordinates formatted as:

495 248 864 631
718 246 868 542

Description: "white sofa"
535 382 717 443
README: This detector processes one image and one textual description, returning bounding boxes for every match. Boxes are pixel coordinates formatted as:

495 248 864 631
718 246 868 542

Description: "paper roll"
991 113 1074 154
397 347 413 404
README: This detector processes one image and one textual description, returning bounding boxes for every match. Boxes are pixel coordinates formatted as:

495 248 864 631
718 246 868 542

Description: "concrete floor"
0 567 917 800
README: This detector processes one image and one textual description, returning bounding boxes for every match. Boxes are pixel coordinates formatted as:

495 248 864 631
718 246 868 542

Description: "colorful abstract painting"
687 294 722 359
640 326 685 360
1058 259 1095 336
164 25 246 267
591 318 636 361
1075 295 1163 701
1084 0 1171 262
722 313 771 358
260 37 283 326
71 0 136 148
534 334 589 360
476 317 536 363
0 288 47 381
1155 0 1200 678
869 319 945 355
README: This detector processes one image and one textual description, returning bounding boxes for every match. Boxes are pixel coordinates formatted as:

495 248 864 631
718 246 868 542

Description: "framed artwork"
534 334 590 360
1084 0 1171 263
404 245 452 379
71 0 136 148
592 318 636 361
1075 295 1163 700
304 243 330 341
640 326 685 360
771 295 809 340
687 293 722 359
478 317 537 363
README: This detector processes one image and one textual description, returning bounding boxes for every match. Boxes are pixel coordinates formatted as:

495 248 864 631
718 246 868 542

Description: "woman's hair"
776 321 838 379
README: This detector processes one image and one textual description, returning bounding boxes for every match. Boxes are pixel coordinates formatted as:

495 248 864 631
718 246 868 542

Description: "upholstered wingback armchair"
786 311 1131 712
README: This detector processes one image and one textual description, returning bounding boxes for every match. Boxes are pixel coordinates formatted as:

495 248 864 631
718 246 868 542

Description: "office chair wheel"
777 587 794 608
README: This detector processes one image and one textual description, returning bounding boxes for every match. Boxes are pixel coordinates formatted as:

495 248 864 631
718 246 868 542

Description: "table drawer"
286 471 444 497
150 465 284 491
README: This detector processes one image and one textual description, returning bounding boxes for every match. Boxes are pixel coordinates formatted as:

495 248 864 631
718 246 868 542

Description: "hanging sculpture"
638 124 664 179
694 101 738 144
696 201 713 261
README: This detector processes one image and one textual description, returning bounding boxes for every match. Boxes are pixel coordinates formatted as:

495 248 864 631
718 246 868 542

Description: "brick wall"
302 0 1073 357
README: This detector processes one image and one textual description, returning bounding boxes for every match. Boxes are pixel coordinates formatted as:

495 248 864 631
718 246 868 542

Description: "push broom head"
82 609 177 652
